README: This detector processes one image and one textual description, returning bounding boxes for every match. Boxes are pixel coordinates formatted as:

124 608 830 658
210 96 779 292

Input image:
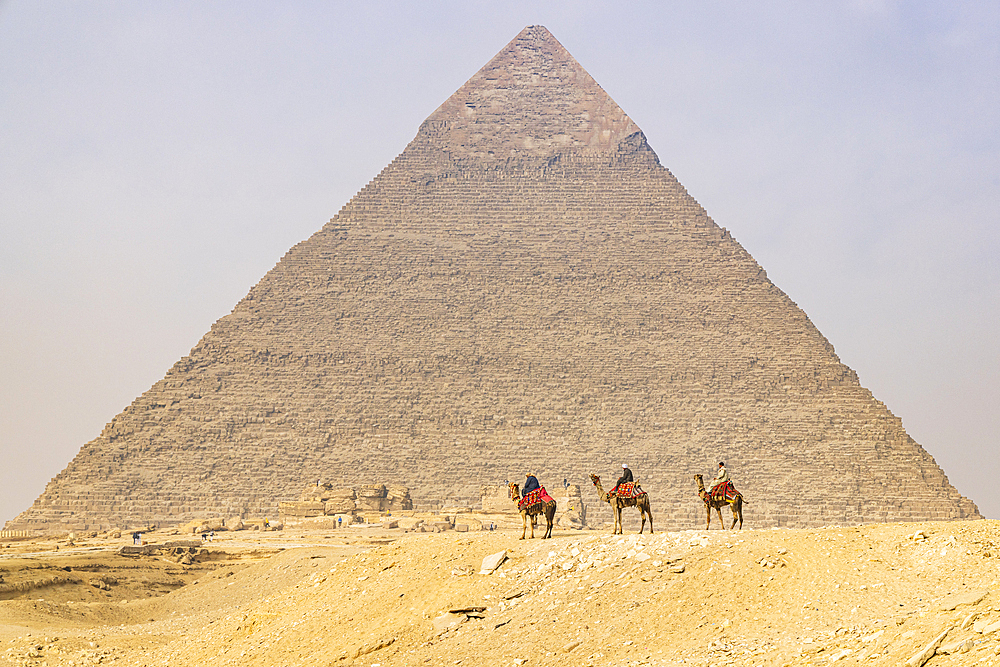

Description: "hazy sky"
2 2 997 524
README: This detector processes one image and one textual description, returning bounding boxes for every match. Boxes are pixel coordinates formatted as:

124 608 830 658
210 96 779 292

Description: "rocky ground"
2 516 999 667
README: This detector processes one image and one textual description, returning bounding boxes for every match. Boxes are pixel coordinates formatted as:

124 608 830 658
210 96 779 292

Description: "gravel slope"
2 520 999 666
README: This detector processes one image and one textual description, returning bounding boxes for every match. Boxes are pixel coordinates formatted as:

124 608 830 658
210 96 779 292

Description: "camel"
694 473 745 530
589 474 653 534
508 482 556 540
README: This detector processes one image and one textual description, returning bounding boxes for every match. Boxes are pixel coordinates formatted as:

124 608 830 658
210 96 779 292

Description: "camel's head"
508 482 520 500
694 474 703 483
589 474 600 486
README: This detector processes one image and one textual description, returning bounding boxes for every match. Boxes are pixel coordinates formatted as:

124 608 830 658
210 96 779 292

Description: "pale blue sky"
2 1 997 522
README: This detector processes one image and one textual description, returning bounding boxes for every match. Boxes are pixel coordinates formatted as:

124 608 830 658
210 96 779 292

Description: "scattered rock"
432 613 466 634
960 612 979 630
977 618 1000 635
905 626 951 667
480 551 508 575
351 637 395 659
938 638 974 655
563 639 582 652
938 588 988 611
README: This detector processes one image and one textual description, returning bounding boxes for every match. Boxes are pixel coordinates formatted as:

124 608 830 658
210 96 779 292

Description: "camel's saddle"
611 482 645 499
707 480 740 504
518 487 554 511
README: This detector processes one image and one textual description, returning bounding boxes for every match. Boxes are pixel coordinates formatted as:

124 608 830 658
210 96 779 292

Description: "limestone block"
481 485 515 514
325 499 356 514
357 484 387 499
396 517 423 530
480 551 508 575
279 502 324 519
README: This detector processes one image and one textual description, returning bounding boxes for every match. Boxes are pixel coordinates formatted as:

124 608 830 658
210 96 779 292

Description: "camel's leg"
646 502 653 534
616 505 623 535
520 512 527 540
736 499 743 530
729 503 737 530
705 505 711 530
715 506 725 529
528 511 535 539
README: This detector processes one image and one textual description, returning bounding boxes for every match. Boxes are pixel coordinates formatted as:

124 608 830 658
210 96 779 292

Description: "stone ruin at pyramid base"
6 25 980 534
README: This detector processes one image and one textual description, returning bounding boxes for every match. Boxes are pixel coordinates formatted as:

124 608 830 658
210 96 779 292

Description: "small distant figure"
132 531 141 545
264 517 270 529
563 478 569 489
337 516 342 527
695 462 744 529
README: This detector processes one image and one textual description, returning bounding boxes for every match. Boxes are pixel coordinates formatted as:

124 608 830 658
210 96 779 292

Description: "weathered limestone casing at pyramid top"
8 26 980 532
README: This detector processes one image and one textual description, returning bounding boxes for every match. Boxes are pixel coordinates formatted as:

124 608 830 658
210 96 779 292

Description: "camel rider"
523 473 540 495
710 462 730 497
613 464 633 494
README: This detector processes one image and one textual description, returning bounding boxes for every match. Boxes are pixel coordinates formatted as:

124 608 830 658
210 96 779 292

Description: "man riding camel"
613 464 633 495
709 461 737 501
518 472 554 511
523 472 540 495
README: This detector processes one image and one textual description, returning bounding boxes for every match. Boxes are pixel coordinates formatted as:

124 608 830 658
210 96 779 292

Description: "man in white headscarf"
613 464 633 495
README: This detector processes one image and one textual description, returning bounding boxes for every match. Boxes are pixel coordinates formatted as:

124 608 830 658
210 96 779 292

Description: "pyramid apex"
419 26 643 163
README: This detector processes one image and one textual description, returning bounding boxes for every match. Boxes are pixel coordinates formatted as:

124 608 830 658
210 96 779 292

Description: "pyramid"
9 26 979 531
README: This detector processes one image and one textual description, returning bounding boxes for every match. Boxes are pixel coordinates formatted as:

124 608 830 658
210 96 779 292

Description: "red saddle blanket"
518 487 554 510
612 482 644 499
709 480 739 503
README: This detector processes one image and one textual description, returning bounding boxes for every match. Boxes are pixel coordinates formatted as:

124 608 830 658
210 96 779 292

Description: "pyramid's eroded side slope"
7 26 980 532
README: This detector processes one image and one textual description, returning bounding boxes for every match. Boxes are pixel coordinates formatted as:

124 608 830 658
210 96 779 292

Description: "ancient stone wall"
480 486 514 514
7 26 980 532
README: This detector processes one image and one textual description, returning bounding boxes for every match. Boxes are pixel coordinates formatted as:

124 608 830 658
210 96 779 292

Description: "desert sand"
2 514 999 667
